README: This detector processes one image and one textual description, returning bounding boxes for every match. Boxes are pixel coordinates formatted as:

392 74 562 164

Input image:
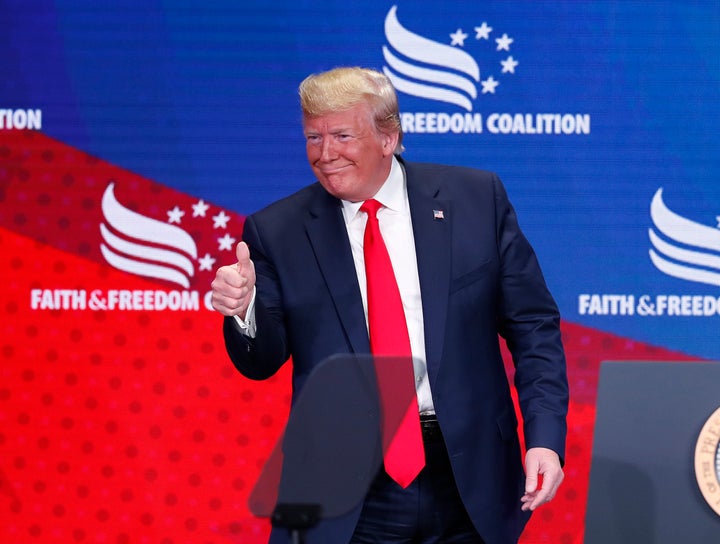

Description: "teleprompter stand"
246 354 419 543
270 503 322 544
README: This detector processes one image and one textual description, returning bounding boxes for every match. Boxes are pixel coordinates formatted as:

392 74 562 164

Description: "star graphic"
197 253 217 271
212 210 231 229
217 233 236 251
495 33 514 51
501 56 519 74
167 206 185 224
474 22 492 40
481 76 500 94
192 199 210 217
450 28 468 47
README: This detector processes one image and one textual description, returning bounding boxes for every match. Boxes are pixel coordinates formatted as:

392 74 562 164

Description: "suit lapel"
305 191 370 354
404 163 452 387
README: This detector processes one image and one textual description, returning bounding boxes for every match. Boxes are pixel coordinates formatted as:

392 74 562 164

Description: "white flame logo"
100 183 197 288
382 5 480 111
649 188 720 287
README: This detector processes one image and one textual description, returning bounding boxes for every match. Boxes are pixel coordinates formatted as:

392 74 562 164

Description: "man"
211 67 568 544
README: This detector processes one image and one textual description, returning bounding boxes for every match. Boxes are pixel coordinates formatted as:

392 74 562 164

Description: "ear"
381 130 400 156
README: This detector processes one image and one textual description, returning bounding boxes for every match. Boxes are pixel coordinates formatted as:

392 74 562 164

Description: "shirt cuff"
232 287 257 338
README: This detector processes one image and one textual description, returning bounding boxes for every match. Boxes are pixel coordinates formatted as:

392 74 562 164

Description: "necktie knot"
361 198 382 218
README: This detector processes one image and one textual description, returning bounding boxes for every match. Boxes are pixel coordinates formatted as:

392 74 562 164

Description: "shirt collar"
342 156 406 223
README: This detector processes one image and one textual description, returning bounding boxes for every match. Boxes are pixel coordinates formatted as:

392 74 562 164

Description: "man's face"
303 103 398 202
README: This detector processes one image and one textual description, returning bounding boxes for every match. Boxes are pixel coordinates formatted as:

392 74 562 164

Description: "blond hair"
299 67 404 153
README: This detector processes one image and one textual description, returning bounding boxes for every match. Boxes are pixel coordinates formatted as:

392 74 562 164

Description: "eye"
306 134 321 145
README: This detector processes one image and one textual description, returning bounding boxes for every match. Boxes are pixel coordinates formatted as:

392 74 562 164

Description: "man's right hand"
210 241 256 318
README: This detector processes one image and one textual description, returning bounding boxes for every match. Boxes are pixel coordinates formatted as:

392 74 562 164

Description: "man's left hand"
521 447 564 511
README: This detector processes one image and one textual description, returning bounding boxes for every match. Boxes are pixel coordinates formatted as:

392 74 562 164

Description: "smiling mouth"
317 164 351 175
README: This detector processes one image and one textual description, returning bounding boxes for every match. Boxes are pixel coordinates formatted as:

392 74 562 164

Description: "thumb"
525 459 539 493
235 241 250 267
525 472 538 494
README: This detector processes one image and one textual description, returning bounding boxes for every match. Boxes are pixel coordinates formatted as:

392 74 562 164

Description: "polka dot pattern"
0 130 705 543
0 130 291 542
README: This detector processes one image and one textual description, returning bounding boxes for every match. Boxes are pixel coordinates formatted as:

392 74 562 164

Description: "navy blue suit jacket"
223 159 569 544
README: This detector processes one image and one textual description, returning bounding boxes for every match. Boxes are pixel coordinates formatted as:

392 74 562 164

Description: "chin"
319 178 354 200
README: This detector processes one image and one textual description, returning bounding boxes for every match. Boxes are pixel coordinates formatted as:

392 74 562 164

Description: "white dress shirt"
340 157 434 414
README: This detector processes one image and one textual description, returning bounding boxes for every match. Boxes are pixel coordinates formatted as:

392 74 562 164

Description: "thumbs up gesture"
211 242 256 318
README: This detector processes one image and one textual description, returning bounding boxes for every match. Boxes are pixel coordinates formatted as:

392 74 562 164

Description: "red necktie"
361 199 425 488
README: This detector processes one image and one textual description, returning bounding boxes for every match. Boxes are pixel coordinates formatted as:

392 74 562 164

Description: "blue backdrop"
3 0 719 358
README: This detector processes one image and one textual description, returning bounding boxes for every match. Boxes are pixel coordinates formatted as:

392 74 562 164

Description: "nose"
319 137 335 162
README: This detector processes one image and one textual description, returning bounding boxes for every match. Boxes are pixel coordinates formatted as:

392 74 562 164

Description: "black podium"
585 361 720 543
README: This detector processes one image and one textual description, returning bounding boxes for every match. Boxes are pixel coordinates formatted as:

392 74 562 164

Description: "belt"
419 414 443 443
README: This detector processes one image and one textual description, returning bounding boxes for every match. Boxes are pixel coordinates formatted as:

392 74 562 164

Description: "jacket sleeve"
493 174 569 463
222 214 290 381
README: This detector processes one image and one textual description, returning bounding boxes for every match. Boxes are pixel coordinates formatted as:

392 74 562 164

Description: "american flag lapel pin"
433 209 445 220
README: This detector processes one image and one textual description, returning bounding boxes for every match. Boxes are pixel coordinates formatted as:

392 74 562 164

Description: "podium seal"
694 406 720 517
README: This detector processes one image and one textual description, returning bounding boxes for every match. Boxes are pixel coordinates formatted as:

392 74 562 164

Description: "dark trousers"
349 418 485 543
